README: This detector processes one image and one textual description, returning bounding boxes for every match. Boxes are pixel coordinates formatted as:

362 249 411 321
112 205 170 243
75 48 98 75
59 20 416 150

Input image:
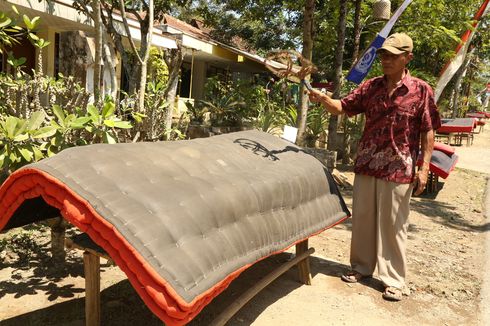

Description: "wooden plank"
211 247 315 326
296 239 312 285
65 234 113 263
84 251 101 326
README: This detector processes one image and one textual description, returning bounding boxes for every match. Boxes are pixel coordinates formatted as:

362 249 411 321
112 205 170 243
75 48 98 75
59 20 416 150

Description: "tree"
163 43 184 139
73 0 193 140
296 0 315 147
350 0 363 68
326 0 348 152
116 0 154 113
91 0 103 103
190 0 300 53
394 0 490 107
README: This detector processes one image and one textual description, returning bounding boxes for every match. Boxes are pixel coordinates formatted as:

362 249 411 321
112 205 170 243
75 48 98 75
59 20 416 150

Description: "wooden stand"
65 234 112 326
67 235 314 326
296 239 312 285
425 171 439 194
83 251 101 326
211 240 315 326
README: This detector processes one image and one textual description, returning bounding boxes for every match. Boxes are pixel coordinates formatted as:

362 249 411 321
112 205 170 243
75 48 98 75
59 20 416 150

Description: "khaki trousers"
350 174 413 289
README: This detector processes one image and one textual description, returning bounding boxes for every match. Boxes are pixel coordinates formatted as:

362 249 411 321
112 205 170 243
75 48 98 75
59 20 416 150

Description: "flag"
346 0 414 84
434 0 490 102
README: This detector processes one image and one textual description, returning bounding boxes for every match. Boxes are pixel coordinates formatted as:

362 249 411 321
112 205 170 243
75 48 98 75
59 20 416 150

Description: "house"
159 15 270 103
0 0 273 111
0 0 177 98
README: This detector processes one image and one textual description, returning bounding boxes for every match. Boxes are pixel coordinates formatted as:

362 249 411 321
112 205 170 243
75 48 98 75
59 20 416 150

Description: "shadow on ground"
0 252 355 326
410 196 490 233
0 235 87 302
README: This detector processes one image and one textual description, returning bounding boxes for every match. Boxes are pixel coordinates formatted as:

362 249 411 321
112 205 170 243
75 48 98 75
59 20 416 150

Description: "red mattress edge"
0 168 348 324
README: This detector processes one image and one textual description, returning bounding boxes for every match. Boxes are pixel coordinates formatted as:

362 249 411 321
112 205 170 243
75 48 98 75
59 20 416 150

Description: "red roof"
162 14 213 42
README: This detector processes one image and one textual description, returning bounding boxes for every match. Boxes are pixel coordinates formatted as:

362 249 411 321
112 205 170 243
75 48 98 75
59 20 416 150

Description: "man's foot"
382 286 403 301
340 270 371 283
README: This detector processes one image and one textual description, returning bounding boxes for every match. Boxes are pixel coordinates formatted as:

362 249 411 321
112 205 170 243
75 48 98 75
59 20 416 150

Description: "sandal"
341 270 371 283
382 286 402 301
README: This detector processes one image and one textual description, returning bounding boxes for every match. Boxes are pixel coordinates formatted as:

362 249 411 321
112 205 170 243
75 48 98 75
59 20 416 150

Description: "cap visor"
376 46 405 55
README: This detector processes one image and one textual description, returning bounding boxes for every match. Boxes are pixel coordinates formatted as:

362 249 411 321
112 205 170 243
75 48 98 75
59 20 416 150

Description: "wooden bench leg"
296 239 312 285
84 251 101 326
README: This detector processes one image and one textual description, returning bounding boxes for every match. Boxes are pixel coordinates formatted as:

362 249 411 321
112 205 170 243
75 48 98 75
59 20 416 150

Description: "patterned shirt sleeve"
341 80 370 117
420 83 441 132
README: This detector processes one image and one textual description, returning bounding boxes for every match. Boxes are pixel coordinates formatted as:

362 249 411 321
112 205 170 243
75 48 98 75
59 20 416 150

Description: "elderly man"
308 33 440 301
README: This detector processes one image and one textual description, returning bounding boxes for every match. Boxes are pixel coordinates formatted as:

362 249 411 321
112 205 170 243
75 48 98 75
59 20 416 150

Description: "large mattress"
0 130 350 325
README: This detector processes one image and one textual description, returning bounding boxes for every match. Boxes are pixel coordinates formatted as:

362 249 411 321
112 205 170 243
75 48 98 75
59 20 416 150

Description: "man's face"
378 50 413 76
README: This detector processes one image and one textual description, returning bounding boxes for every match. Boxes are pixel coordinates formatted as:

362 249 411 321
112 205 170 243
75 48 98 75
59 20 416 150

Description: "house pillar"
191 60 206 100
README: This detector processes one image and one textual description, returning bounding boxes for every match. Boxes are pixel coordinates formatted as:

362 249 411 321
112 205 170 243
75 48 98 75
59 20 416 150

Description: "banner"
346 0 414 84
434 0 490 102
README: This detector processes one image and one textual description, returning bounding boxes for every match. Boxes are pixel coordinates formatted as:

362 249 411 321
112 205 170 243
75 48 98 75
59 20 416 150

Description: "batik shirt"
341 71 441 184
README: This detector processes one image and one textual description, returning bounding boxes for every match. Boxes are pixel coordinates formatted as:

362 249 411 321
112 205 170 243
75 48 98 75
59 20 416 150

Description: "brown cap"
377 33 413 54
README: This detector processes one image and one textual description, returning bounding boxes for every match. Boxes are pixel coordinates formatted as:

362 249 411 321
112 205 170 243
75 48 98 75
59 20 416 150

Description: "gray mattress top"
30 130 349 303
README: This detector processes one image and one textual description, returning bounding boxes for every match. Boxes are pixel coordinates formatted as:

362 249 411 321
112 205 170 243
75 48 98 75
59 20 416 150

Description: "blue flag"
346 0 414 84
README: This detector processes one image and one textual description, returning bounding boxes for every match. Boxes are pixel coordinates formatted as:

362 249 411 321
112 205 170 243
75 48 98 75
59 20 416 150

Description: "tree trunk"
296 0 315 147
106 22 135 94
137 61 148 111
163 44 184 140
91 0 102 104
350 0 363 70
136 0 154 113
327 0 348 152
343 0 363 164
96 0 154 105
102 31 118 99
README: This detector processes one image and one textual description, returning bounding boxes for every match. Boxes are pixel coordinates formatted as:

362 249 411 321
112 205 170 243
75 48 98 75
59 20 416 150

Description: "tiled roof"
162 14 212 42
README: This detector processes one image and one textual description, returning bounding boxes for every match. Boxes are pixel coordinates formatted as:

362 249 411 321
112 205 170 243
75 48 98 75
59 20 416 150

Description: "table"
436 118 476 146
466 112 487 133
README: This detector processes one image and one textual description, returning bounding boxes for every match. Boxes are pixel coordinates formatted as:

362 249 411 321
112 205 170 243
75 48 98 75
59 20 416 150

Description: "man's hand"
306 89 343 115
307 88 327 103
414 130 435 196
412 168 429 196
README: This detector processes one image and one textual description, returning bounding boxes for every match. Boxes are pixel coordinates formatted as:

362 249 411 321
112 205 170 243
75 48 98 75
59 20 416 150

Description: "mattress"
417 143 458 179
437 118 477 133
0 130 350 325
466 112 486 119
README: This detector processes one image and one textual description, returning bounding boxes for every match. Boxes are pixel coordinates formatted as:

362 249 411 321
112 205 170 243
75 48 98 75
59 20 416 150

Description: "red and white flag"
434 0 490 102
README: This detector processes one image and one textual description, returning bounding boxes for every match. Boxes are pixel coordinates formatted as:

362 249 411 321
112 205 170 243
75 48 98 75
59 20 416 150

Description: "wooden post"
48 217 67 263
296 239 312 285
211 247 315 326
84 251 101 326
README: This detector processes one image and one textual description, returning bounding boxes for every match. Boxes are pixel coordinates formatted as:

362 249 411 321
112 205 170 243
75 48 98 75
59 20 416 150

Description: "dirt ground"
1 129 489 326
